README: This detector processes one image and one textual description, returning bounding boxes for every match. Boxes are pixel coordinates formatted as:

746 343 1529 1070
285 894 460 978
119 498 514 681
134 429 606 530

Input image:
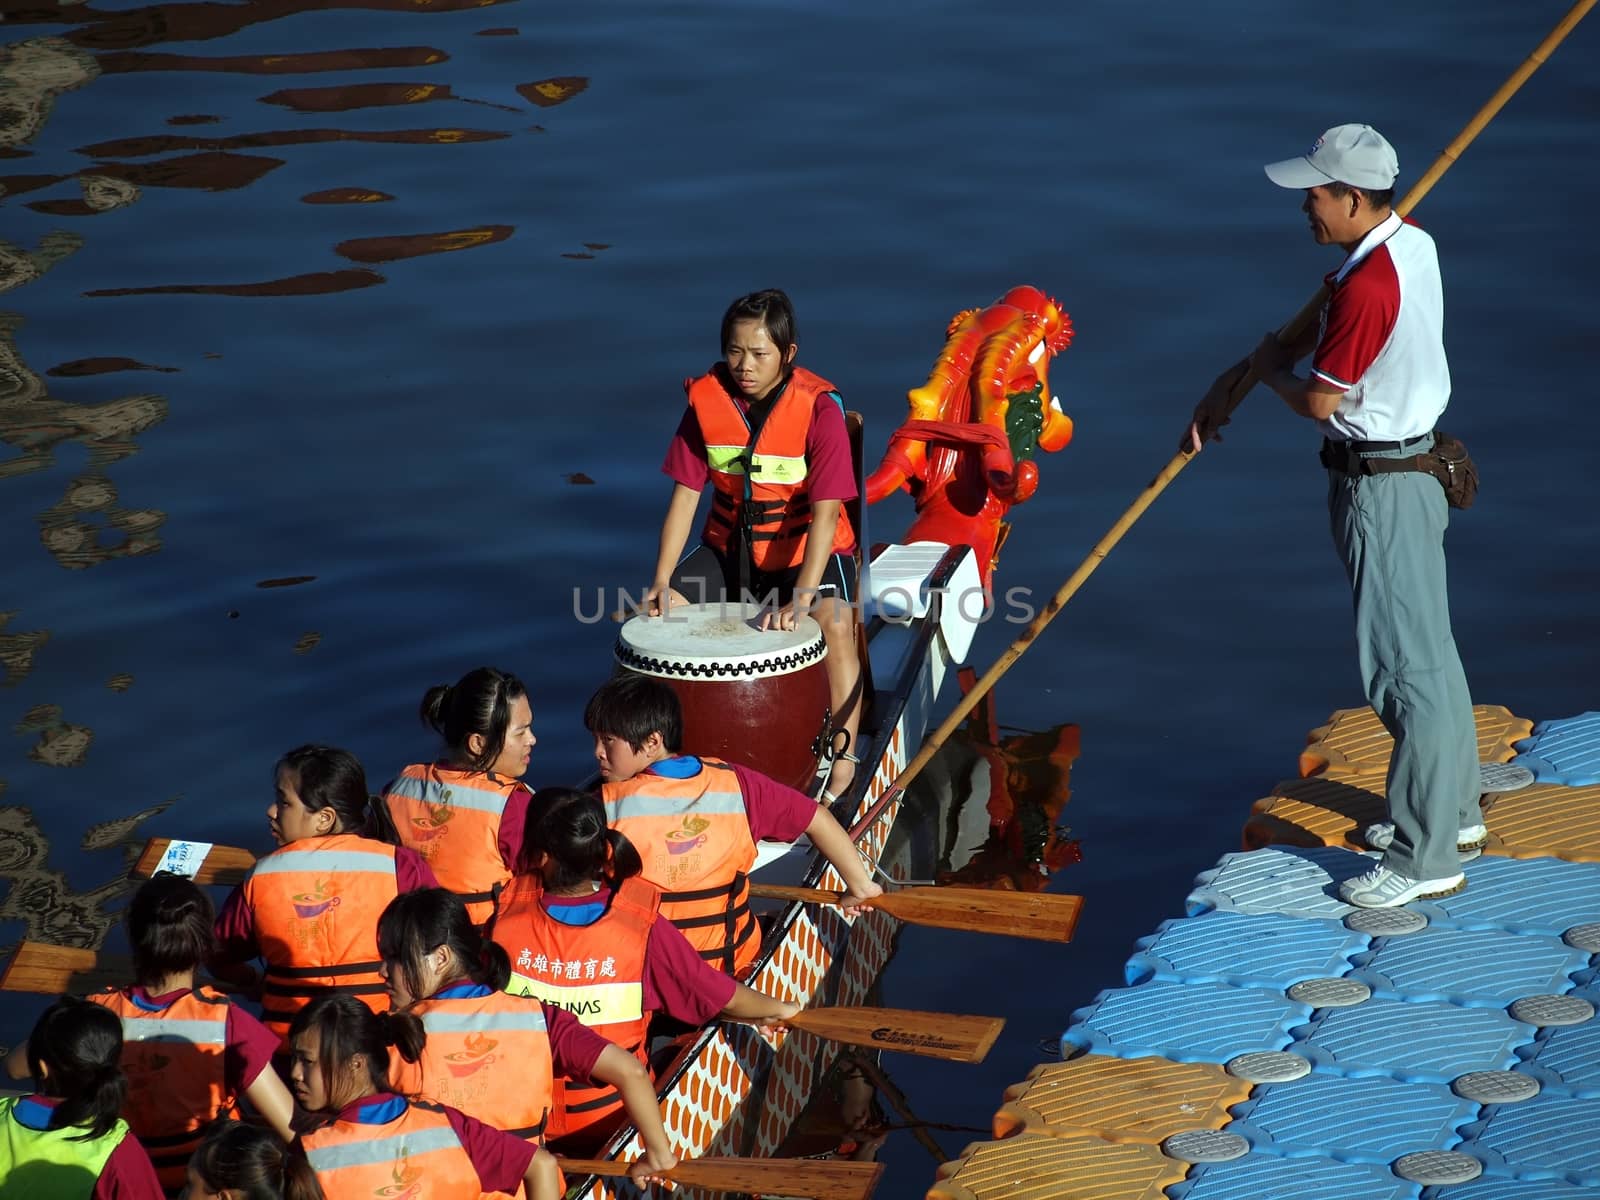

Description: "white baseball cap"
1264 123 1399 191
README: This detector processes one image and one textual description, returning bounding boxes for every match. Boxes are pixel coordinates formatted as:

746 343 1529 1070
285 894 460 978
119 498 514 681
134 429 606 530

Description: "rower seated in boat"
585 674 882 976
488 788 802 1156
375 667 538 926
210 746 439 1041
374 886 675 1178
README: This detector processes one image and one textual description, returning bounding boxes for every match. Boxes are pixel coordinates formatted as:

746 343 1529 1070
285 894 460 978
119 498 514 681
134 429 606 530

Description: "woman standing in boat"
377 667 537 925
645 288 866 802
489 787 801 1154
0 997 163 1198
284 995 565 1200
212 745 439 1040
374 886 677 1176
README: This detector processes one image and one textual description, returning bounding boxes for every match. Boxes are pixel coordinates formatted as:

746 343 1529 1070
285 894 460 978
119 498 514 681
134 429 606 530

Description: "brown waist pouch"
1319 431 1478 510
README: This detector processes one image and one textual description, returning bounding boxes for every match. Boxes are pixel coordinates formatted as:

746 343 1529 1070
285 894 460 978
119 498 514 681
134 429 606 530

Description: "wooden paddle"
0 942 126 995
849 0 1598 845
132 838 255 886
782 1006 1002 1064
559 1155 883 1200
750 883 1083 944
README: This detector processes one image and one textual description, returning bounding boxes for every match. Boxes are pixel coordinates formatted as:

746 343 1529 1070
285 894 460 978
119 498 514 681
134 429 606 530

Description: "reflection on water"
0 614 48 689
0 37 98 148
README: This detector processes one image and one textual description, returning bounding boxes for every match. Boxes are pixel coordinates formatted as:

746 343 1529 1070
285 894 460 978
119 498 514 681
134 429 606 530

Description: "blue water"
3 0 1598 1184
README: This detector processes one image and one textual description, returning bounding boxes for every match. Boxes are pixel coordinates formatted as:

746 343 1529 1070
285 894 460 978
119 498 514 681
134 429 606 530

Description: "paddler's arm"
586 1044 677 1179
802 806 883 915
647 483 701 617
1250 330 1343 421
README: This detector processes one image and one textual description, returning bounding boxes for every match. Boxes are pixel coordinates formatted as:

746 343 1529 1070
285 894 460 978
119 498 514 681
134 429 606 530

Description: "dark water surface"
3 0 1598 1184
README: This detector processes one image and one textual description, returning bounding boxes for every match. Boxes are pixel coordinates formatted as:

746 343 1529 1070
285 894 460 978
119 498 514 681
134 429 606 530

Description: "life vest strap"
562 1085 623 1114
662 879 741 904
261 978 387 1002
668 899 753 930
267 960 385 980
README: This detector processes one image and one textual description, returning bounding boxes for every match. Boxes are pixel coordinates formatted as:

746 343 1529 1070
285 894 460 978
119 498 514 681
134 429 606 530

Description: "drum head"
616 602 827 679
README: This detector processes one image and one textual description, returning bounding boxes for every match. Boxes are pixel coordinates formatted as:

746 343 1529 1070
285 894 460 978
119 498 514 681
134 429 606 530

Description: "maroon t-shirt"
727 761 819 843
211 843 438 964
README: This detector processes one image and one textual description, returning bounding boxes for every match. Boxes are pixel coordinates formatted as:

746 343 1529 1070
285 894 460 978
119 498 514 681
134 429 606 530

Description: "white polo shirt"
1311 210 1451 442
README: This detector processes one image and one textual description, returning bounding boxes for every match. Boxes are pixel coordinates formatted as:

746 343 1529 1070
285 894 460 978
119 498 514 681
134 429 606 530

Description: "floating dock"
929 706 1600 1199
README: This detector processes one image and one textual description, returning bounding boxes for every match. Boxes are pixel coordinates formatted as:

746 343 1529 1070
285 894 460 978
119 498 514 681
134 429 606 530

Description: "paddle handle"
852 0 1596 842
556 1157 884 1200
750 884 847 904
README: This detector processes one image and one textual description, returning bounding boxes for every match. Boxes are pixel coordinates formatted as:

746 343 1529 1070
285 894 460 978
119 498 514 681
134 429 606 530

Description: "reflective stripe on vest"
602 759 759 974
0 1097 128 1197
685 365 856 571
242 833 398 1035
381 763 518 924
90 985 237 1190
301 1102 480 1199
389 992 554 1141
491 874 657 1139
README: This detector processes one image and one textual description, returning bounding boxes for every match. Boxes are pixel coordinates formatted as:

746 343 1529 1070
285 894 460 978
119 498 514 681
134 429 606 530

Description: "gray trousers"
1328 435 1478 880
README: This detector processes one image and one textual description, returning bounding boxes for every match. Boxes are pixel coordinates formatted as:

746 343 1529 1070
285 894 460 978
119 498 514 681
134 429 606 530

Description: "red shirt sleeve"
805 390 859 505
641 913 738 1025
211 885 258 965
93 1133 165 1200
732 763 817 843
662 407 710 491
395 846 440 891
225 998 284 1088
1312 247 1401 391
497 786 533 875
543 1001 609 1082
446 1106 538 1192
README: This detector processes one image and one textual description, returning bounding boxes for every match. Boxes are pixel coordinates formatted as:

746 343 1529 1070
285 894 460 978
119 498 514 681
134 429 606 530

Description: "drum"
614 602 832 793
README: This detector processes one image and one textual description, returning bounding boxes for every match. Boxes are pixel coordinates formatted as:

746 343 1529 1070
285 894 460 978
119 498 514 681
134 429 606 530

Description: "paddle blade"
1 942 126 995
132 838 254 885
559 1156 883 1200
878 887 1084 943
787 1006 1004 1063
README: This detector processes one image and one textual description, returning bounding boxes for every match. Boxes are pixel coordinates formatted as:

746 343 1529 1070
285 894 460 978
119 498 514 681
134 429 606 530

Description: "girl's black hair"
419 667 528 773
288 995 423 1113
720 288 798 373
190 1119 322 1200
518 786 641 889
276 745 370 835
583 674 682 754
27 997 126 1141
126 872 215 989
376 888 511 1003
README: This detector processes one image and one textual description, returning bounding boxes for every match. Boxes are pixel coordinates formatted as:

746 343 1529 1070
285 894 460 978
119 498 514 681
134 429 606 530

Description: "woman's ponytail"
418 684 451 736
603 829 642 889
377 1010 426 1066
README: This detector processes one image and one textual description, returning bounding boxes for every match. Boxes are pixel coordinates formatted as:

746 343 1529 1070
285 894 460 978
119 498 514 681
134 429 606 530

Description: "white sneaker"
1362 821 1488 853
1340 863 1467 908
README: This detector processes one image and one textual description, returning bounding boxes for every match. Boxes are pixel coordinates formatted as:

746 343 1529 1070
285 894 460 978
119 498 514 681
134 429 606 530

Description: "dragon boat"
574 286 1076 1197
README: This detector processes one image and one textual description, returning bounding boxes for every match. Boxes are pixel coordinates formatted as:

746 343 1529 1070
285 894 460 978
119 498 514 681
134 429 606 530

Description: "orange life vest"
381 763 521 925
686 365 856 571
89 985 239 1191
242 833 399 1038
491 875 656 1138
601 758 759 974
300 1098 482 1200
387 986 554 1141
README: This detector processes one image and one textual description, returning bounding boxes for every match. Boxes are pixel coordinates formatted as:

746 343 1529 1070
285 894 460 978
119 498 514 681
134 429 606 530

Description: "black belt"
1338 433 1431 454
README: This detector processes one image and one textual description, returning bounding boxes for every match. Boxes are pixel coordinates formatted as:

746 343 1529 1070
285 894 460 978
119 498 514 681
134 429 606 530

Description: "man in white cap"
1186 124 1480 908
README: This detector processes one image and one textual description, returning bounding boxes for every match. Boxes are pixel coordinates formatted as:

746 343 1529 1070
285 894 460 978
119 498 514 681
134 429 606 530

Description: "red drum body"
615 603 831 793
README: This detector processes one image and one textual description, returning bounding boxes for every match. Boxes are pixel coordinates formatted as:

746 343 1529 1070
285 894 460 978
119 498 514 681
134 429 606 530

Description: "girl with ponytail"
0 996 163 1198
375 889 676 1178
87 874 294 1193
489 787 800 1154
377 668 538 926
285 995 563 1200
211 746 440 1041
182 1120 318 1200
